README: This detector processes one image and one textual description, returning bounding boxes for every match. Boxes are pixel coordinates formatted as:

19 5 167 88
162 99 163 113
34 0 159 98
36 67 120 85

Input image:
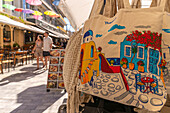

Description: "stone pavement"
0 62 67 113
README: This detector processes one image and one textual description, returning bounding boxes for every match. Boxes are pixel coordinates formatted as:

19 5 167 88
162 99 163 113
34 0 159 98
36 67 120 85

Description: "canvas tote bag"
63 0 123 112
162 0 170 84
77 0 167 111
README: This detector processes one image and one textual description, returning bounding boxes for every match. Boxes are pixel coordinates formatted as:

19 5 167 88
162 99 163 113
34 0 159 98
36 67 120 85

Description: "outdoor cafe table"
141 77 154 94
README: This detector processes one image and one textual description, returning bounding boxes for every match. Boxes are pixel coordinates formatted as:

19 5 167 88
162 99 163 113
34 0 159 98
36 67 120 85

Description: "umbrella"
44 11 56 16
49 14 60 18
33 11 42 15
22 9 34 14
15 8 23 12
33 15 43 20
26 0 42 6
2 4 16 10
4 0 14 1
52 0 60 6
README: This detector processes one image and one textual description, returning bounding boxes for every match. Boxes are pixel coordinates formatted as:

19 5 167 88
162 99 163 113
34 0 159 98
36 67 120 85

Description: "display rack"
46 49 65 92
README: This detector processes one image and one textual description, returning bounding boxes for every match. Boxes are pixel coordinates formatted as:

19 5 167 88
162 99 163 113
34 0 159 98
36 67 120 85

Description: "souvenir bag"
77 0 168 111
162 0 170 86
63 0 125 112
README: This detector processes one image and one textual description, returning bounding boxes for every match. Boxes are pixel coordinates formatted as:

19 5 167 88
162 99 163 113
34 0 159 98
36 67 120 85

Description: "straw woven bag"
63 0 169 112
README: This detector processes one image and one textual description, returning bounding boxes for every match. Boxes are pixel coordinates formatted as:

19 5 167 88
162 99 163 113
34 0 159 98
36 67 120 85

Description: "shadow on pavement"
32 63 43 66
11 85 65 113
0 66 46 86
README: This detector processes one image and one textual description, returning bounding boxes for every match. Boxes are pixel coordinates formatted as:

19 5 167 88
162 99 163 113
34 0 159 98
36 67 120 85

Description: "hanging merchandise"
44 11 56 16
33 11 42 15
14 8 23 12
33 15 43 20
2 4 16 10
22 9 34 14
161 0 170 88
26 0 42 6
63 0 169 112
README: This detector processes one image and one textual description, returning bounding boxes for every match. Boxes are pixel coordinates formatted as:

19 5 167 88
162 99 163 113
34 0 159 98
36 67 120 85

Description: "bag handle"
118 0 125 10
103 0 117 17
123 0 166 9
151 0 170 12
150 0 159 7
89 0 105 19
131 0 141 8
89 0 120 18
123 0 132 9
160 0 167 9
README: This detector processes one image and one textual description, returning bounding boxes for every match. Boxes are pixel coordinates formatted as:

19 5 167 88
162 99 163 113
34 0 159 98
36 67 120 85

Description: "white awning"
0 15 69 39
0 15 33 30
0 15 61 38
29 25 59 38
64 34 70 39
39 25 69 39
58 0 94 30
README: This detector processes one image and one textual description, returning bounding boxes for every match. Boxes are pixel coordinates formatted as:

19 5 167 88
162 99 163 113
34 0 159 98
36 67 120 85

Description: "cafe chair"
0 53 15 74
15 51 26 66
0 54 3 74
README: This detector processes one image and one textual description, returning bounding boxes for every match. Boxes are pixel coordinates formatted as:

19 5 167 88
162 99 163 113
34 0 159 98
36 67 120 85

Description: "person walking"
32 35 45 70
43 32 53 69
63 39 68 49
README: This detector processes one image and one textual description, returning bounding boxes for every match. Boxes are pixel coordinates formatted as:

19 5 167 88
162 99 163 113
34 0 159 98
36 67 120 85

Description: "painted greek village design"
77 24 167 111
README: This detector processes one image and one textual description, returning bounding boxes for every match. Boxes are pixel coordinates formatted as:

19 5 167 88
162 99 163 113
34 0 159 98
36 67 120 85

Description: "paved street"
0 62 67 113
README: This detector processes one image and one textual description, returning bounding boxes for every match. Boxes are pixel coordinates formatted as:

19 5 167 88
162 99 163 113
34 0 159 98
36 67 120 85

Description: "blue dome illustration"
83 30 93 39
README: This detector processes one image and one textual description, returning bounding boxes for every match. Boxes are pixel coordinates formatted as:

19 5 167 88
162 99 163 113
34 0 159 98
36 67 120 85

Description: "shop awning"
29 25 59 38
0 15 65 38
0 15 33 30
38 25 69 39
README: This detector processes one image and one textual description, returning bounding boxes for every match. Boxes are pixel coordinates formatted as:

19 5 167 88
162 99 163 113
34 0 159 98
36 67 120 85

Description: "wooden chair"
0 54 3 74
21 51 28 65
15 51 28 65
0 54 15 74
27 53 34 64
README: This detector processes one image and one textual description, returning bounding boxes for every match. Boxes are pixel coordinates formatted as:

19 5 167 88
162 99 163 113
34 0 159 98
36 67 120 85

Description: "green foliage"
132 46 137 53
13 42 20 48
3 45 11 48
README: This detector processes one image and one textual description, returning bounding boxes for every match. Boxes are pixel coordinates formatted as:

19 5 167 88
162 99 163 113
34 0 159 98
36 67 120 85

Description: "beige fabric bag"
161 0 170 93
77 0 167 112
64 0 121 112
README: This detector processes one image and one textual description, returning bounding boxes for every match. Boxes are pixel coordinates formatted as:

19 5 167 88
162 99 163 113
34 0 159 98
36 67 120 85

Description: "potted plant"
120 58 128 69
13 42 20 50
159 59 167 70
129 41 137 70
110 60 114 66
159 59 167 87
126 30 162 70
3 45 11 49
137 60 145 72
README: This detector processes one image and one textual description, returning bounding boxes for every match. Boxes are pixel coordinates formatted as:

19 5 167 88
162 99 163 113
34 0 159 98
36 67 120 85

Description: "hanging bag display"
77 0 168 111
